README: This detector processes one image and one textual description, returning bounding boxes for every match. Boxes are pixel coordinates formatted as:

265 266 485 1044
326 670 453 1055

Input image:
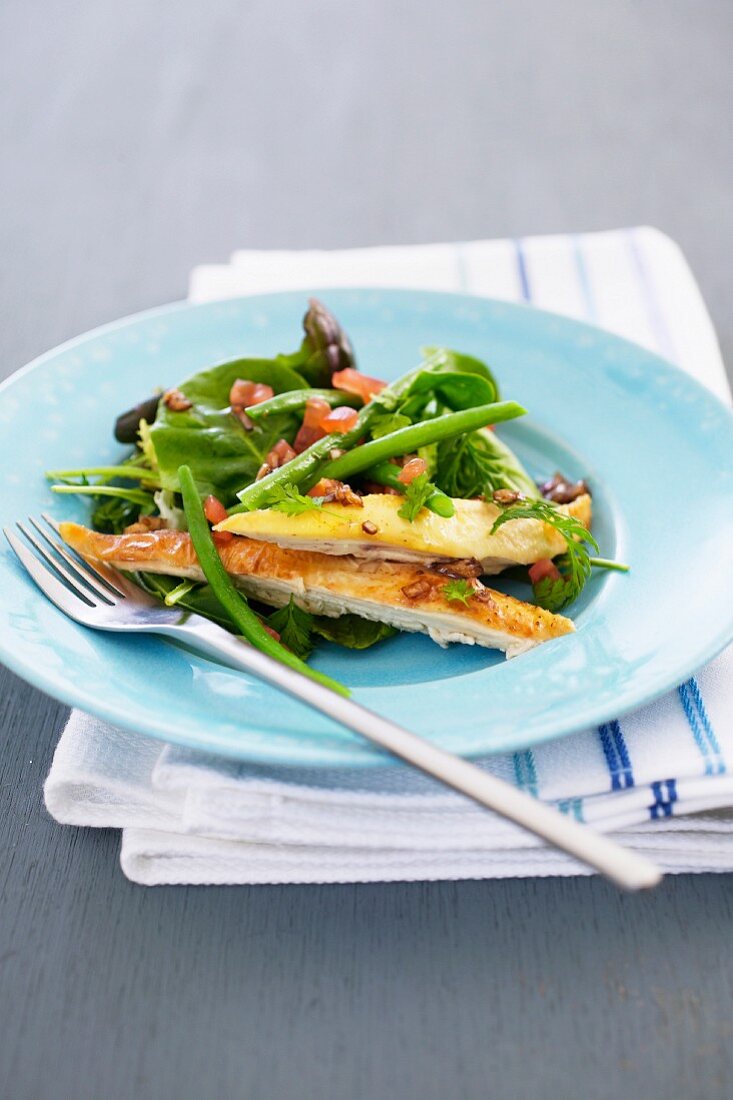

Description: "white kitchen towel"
45 227 733 884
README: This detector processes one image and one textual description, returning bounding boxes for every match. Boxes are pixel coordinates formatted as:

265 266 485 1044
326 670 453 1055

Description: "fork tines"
4 516 125 612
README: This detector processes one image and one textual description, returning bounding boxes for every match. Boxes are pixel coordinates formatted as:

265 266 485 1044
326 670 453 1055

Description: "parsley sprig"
261 482 324 516
490 499 600 612
397 473 439 522
442 579 475 606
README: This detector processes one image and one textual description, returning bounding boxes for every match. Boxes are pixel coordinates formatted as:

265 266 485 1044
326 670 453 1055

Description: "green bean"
245 388 362 421
364 461 455 518
320 401 525 483
233 363 427 513
178 465 348 696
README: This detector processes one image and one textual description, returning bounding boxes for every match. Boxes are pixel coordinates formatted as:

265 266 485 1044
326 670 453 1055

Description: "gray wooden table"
2 3 732 1098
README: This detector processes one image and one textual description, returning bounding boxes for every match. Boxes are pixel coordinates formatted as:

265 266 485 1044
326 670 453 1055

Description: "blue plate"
1 289 732 766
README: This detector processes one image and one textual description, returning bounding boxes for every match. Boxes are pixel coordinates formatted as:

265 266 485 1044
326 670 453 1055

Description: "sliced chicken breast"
60 522 575 659
215 494 592 573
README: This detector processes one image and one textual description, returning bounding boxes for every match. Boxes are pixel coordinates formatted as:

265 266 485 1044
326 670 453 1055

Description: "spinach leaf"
420 346 500 400
149 357 307 505
132 572 234 629
312 615 398 649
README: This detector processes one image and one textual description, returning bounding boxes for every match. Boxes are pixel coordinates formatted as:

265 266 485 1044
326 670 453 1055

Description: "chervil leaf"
491 499 599 611
262 482 323 516
266 597 315 658
397 473 436 522
531 569 574 612
442 579 475 606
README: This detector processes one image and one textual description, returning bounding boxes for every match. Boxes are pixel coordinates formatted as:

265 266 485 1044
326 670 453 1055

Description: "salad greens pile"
47 299 624 672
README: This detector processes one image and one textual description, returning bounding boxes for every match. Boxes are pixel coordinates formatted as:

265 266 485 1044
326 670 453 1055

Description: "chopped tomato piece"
204 495 229 526
294 396 331 453
229 379 274 409
398 456 427 484
529 559 561 585
332 367 386 402
320 405 360 433
307 479 334 498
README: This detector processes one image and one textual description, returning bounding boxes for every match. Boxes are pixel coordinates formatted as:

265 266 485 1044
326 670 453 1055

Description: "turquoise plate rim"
1 288 732 767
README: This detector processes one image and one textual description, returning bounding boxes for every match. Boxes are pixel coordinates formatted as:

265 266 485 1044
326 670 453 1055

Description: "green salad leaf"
132 573 234 629
148 357 307 505
311 614 398 650
267 598 316 658
268 599 398 655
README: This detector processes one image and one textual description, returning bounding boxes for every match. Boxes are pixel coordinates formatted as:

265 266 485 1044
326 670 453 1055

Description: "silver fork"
5 514 662 890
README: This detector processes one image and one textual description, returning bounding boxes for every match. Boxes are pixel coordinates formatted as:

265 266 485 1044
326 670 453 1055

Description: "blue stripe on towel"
598 723 623 791
512 750 539 797
454 242 470 293
513 239 531 302
650 779 678 820
688 678 725 773
571 236 598 322
558 798 585 822
609 720 634 787
678 679 726 776
625 229 676 360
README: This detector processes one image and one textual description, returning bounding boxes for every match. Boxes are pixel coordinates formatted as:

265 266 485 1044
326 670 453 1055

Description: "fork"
5 515 662 890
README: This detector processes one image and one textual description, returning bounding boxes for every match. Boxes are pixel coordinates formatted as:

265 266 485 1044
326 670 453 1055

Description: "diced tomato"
229 379 274 409
262 624 281 642
204 495 229 526
398 456 427 485
293 396 330 452
528 559 561 585
320 405 360 433
332 368 386 402
213 530 233 545
307 479 334 498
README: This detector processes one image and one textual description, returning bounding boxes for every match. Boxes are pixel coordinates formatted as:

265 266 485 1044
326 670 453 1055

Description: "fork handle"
160 616 661 890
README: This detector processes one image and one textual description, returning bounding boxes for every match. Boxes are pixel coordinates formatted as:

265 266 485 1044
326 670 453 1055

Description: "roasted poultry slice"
214 493 592 573
60 522 575 659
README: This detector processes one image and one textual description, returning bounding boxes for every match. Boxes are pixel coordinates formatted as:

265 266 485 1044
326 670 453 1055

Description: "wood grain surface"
1 3 731 1097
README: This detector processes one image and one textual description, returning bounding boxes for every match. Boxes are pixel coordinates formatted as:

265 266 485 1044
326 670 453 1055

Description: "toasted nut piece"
163 388 192 412
361 520 378 535
492 489 520 505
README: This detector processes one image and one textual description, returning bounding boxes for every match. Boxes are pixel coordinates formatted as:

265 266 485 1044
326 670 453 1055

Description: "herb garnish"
267 597 316 658
442 579 475 606
491 499 600 612
397 473 439 522
262 482 325 516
